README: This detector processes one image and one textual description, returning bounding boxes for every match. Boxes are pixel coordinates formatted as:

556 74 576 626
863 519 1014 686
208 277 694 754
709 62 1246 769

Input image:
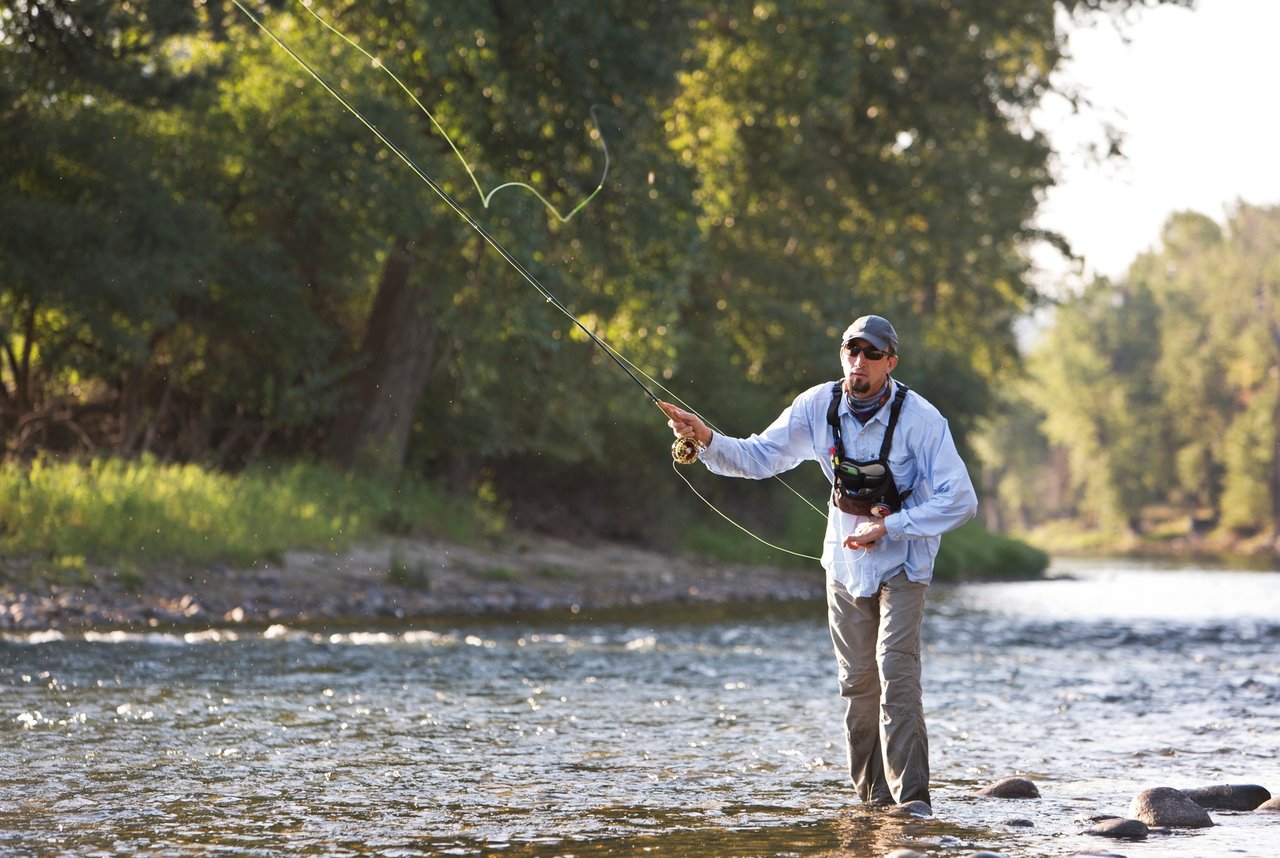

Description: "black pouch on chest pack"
827 382 912 517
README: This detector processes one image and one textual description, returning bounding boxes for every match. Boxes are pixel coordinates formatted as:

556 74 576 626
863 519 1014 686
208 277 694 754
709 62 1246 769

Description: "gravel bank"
2 534 823 632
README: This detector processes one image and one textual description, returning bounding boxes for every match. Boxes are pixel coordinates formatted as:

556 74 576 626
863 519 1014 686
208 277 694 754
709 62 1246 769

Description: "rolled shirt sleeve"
698 397 817 480
883 414 978 542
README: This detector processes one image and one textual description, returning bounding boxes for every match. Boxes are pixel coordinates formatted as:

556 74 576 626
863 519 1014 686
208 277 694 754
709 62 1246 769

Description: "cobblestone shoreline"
2 534 823 632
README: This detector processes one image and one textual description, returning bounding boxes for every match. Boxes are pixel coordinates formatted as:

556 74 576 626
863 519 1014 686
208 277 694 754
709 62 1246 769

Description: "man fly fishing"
660 314 977 813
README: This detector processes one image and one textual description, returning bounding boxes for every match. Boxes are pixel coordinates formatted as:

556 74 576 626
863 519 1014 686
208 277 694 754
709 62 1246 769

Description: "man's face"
840 338 897 396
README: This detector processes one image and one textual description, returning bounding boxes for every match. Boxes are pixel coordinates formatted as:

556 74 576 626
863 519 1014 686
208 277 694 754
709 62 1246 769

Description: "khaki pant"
826 570 930 805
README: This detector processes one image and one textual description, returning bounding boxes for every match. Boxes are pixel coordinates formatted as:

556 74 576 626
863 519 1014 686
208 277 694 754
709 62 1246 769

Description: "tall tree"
0 0 215 451
1211 205 1280 538
292 0 700 473
987 204 1280 546
1026 275 1170 532
1133 212 1230 512
3 0 1200 546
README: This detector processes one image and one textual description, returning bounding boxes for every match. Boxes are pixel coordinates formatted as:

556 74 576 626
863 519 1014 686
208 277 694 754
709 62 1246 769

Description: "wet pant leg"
827 570 929 805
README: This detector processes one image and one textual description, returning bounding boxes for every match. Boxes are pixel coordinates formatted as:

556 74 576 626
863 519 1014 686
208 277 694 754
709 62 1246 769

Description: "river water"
3 557 1278 857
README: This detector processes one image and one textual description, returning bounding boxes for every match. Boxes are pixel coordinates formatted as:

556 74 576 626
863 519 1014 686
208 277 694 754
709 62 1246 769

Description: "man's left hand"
843 520 887 550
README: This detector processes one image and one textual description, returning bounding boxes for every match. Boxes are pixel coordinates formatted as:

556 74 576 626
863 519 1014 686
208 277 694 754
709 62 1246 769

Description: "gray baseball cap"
841 314 898 353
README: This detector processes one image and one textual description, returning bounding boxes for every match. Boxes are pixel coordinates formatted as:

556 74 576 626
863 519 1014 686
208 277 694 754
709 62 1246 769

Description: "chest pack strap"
826 380 912 516
826 380 910 462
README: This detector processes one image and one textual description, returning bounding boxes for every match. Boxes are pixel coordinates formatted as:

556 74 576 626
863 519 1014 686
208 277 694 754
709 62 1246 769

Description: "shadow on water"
1 808 1016 858
321 805 1015 857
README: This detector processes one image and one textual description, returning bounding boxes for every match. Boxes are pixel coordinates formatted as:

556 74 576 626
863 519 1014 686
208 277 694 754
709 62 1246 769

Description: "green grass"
0 456 1049 585
679 521 817 567
538 565 581 581
682 508 1049 581
1020 518 1133 555
679 496 827 568
932 519 1050 581
0 455 500 569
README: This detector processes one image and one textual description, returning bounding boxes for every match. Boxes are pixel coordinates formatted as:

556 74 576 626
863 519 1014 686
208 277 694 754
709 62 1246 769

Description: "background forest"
3 0 1276 567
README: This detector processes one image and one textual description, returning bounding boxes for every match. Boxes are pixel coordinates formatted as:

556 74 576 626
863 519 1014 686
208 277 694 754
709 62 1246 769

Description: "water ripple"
2 563 1278 856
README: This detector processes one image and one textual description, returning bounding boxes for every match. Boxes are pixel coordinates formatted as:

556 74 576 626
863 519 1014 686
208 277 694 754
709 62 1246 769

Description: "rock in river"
887 800 933 818
1083 817 1149 840
1129 786 1214 828
1181 783 1271 811
976 777 1041 799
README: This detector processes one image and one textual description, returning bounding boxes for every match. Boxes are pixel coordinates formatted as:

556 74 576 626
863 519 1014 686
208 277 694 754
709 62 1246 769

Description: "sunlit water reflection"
3 557 1278 856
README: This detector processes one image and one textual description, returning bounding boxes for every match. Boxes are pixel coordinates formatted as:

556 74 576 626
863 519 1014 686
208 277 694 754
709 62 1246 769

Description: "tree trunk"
979 463 1003 532
115 364 146 454
326 234 440 472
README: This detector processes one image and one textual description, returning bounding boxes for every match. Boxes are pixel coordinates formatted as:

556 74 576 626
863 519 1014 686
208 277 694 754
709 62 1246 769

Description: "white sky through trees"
1035 0 1280 281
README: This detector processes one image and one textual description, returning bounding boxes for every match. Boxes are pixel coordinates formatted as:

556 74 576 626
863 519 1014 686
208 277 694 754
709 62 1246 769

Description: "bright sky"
1034 0 1280 282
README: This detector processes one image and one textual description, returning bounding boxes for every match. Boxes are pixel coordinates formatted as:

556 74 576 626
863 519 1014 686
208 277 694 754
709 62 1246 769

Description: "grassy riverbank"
0 456 499 581
1 456 1046 585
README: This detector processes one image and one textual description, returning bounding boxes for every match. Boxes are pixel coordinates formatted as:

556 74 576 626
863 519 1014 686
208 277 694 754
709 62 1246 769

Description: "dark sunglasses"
843 341 889 361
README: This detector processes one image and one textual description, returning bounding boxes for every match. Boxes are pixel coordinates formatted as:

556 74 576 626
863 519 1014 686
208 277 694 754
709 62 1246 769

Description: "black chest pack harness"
827 381 912 518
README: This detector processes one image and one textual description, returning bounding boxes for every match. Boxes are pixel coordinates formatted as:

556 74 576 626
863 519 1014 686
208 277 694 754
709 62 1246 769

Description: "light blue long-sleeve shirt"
699 378 978 597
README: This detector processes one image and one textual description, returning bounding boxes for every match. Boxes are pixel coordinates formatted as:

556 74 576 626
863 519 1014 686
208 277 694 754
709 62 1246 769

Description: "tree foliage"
2 0 1192 545
984 204 1280 547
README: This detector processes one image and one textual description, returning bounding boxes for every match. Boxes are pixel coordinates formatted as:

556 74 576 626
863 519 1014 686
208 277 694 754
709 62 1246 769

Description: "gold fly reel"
671 435 703 465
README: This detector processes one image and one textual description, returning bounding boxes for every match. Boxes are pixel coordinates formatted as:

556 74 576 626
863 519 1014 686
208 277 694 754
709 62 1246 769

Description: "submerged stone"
1075 814 1120 825
888 800 933 818
1182 783 1271 811
1084 817 1149 840
1129 786 1214 828
976 776 1040 799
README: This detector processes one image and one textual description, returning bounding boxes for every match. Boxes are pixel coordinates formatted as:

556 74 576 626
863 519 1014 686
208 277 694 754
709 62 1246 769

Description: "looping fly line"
293 0 608 224
229 0 824 563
